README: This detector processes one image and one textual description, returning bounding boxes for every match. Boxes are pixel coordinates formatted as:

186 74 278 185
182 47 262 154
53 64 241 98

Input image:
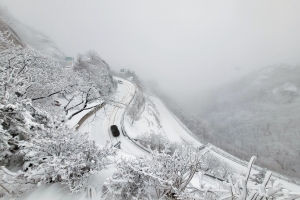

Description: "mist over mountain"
1 1 300 199
0 0 298 180
0 6 65 60
0 19 24 49
185 64 300 178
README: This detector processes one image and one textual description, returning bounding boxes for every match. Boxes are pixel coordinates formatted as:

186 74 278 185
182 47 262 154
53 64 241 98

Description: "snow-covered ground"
65 100 103 129
150 96 202 146
4 77 300 199
78 77 146 157
2 168 116 200
124 96 164 139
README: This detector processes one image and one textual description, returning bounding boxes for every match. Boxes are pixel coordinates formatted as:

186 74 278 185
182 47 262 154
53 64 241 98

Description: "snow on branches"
0 99 44 165
0 31 15 51
136 132 183 154
0 32 57 165
0 128 116 198
0 31 117 198
61 50 116 120
74 50 114 97
102 144 209 199
127 89 145 125
1 30 116 121
103 145 300 200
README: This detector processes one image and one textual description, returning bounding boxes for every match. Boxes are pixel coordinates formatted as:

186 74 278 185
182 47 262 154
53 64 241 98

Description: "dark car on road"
110 125 120 137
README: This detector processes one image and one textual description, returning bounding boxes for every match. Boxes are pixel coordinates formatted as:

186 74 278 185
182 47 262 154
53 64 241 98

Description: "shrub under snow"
103 145 300 200
0 127 116 198
102 144 208 199
0 121 116 196
136 132 183 154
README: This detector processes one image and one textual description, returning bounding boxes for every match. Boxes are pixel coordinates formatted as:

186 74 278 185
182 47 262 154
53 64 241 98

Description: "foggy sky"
1 0 300 107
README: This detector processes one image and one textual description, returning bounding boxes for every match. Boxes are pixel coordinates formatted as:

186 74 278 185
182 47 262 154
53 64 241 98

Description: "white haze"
1 0 300 108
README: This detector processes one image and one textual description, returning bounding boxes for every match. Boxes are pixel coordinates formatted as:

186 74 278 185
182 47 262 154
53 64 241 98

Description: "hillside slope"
0 18 25 50
198 64 300 178
0 7 65 60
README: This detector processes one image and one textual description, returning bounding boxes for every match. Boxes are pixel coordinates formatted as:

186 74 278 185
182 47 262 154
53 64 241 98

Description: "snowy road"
78 77 146 156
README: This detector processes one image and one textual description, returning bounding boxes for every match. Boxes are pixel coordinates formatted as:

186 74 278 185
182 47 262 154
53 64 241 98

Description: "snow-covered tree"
74 50 114 97
134 90 145 110
0 126 116 198
127 104 139 125
102 144 209 199
0 36 54 165
0 30 17 51
1 37 115 121
0 120 12 165
0 32 72 120
55 50 116 120
136 132 168 152
136 132 183 154
200 153 233 179
85 50 102 65
0 32 117 198
251 168 267 184
103 145 299 200
126 89 145 125
179 156 300 199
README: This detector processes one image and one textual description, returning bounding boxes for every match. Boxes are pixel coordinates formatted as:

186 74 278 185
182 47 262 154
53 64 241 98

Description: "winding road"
79 77 300 192
78 77 146 156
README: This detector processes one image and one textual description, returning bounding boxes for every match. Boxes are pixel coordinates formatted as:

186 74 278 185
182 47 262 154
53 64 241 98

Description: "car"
118 80 123 84
110 125 120 137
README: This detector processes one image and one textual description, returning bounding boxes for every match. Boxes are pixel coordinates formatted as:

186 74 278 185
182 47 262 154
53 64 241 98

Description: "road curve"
78 77 147 156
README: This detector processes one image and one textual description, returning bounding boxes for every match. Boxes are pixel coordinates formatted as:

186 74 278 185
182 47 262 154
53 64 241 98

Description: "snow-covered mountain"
0 8 65 60
197 64 300 178
1 6 299 199
0 18 25 50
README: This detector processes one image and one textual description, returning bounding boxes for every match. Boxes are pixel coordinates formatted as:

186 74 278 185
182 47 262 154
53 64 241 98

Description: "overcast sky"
1 0 300 107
